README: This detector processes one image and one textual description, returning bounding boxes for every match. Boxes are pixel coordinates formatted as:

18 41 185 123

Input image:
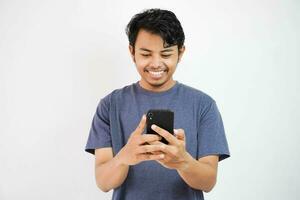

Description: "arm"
94 115 165 192
94 148 129 192
149 125 219 192
95 142 164 193
177 154 218 192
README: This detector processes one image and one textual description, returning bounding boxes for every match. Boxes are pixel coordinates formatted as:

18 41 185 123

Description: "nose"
149 56 163 69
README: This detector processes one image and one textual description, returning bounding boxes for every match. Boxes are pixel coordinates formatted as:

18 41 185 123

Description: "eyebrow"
139 48 174 53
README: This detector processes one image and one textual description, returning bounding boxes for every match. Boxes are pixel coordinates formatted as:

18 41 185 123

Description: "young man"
85 8 230 200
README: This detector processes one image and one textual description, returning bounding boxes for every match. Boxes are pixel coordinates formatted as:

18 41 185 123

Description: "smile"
149 70 164 75
147 70 166 78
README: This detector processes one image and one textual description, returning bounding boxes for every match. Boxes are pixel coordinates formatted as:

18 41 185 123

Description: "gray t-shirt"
85 81 230 200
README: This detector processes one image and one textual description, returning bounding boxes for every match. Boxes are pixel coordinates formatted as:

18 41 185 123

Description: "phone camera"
148 112 153 120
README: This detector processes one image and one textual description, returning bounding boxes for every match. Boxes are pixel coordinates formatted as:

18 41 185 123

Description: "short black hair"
126 8 185 50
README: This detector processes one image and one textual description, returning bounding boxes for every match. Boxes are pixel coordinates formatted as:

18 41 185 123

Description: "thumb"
133 114 146 135
174 129 185 140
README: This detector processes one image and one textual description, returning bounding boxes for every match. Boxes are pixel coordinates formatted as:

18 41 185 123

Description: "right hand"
117 115 165 166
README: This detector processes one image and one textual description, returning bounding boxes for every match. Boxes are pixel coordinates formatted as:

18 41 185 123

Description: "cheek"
135 58 149 69
164 59 177 70
135 62 147 75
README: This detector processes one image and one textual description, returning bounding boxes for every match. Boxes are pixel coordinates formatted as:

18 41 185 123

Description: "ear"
129 45 135 62
178 46 185 63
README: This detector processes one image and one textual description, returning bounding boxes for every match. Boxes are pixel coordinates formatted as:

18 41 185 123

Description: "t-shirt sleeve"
197 100 230 161
85 96 112 155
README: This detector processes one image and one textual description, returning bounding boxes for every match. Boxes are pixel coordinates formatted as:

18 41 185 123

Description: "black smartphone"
146 109 174 144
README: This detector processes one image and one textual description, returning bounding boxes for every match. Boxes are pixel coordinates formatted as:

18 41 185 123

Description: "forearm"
95 152 129 192
177 153 217 192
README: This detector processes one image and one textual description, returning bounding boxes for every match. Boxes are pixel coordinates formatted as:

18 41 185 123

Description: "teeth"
149 71 164 76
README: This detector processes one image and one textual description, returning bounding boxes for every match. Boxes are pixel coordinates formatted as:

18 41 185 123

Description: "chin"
146 78 169 87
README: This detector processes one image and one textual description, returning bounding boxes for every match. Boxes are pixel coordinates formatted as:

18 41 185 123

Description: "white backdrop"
0 0 299 199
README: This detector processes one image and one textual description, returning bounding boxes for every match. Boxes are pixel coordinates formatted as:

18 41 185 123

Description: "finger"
137 145 165 154
148 140 164 145
137 153 165 161
146 140 165 155
151 151 163 155
139 134 162 144
174 129 185 141
158 154 173 163
133 115 146 136
151 125 179 145
159 144 179 157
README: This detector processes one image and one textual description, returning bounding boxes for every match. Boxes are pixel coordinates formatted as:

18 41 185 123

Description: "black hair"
126 8 185 50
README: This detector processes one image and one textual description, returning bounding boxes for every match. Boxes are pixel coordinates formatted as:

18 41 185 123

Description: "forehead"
135 29 177 51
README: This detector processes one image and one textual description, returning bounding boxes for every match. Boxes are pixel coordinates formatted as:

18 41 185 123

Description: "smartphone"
146 109 174 144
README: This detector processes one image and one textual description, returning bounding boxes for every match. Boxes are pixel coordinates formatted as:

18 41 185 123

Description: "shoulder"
99 83 135 106
178 82 216 104
177 83 218 118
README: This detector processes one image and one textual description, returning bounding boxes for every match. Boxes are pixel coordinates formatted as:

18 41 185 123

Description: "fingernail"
174 129 178 134
151 124 156 129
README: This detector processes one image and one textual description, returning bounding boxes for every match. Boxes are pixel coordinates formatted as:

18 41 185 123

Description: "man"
85 8 230 200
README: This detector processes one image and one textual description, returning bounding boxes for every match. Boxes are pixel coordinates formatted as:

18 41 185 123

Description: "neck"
139 79 176 92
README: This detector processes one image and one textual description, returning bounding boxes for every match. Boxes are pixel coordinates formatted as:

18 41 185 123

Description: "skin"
129 29 185 92
94 29 219 193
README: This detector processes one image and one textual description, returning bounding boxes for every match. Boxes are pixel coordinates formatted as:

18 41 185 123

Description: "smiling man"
85 8 230 200
129 28 182 92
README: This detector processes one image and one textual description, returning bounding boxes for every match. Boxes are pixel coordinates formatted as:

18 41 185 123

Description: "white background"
0 0 299 199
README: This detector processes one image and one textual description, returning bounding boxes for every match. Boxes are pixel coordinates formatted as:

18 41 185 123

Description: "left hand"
149 125 192 170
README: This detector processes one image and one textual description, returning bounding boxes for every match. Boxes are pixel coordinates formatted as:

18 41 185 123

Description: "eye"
141 54 150 57
161 54 172 58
